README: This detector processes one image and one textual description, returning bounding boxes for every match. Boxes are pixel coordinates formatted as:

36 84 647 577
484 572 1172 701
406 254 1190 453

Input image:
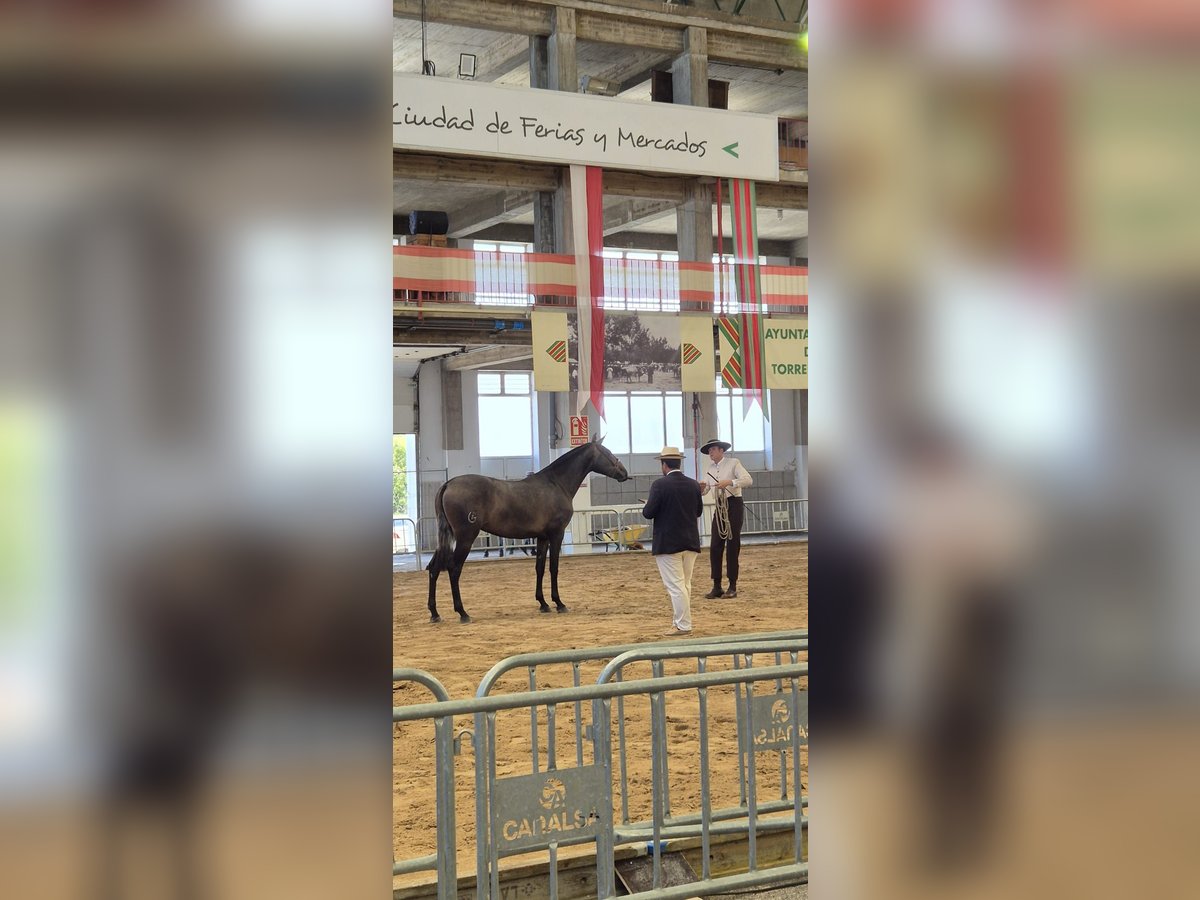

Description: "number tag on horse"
492 765 608 852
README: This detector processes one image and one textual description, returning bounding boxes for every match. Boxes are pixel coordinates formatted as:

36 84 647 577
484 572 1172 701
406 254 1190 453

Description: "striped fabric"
393 247 807 313
570 165 606 417
728 178 766 412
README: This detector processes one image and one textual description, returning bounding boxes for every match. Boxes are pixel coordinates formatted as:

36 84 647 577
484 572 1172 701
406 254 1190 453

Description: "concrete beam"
446 192 535 238
468 223 799 258
476 32 533 82
444 345 535 370
602 197 678 236
394 150 559 191
394 322 534 346
392 0 807 71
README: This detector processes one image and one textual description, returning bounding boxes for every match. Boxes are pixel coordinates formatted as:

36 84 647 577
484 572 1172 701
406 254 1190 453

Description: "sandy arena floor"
393 540 808 873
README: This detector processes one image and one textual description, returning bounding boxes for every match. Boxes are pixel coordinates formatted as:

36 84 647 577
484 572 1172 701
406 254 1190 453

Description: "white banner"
393 74 780 182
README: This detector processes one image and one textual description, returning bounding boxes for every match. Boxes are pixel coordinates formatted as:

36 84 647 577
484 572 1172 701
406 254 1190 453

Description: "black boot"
703 584 724 599
723 584 738 598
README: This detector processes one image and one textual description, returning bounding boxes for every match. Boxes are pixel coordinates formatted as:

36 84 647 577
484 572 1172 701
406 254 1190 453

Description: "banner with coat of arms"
531 310 570 392
679 315 716 391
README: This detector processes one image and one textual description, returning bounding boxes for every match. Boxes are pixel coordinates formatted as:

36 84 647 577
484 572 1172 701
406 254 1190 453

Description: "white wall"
393 373 416 434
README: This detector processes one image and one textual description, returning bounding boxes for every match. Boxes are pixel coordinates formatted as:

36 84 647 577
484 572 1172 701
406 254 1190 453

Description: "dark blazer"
642 470 704 555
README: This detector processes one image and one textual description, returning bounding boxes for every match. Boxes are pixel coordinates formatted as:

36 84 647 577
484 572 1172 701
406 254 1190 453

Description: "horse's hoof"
556 605 569 614
538 606 551 614
430 615 442 624
458 615 471 624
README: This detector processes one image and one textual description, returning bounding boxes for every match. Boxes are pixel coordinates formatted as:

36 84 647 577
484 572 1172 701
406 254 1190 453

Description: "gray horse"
426 438 629 622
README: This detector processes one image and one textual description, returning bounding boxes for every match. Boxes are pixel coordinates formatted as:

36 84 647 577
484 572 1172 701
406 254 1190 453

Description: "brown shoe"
703 587 724 599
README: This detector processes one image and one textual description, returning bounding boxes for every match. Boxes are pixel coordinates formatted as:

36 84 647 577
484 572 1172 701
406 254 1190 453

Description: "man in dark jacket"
642 446 704 635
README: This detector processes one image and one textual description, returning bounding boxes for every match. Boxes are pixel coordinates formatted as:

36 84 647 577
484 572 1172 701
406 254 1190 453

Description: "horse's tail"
426 482 455 573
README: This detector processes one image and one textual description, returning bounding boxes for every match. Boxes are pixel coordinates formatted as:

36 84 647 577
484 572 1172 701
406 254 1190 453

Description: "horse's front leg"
550 531 568 613
535 536 551 613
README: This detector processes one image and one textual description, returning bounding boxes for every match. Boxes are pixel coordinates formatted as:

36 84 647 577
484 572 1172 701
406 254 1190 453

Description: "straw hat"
655 446 684 460
699 438 732 454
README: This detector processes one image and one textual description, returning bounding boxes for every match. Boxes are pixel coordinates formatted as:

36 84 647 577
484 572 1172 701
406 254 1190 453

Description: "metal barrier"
392 632 808 898
391 669 457 893
741 498 809 537
414 500 807 563
392 651 808 899
595 643 807 888
613 499 808 546
417 507 637 558
392 516 423 568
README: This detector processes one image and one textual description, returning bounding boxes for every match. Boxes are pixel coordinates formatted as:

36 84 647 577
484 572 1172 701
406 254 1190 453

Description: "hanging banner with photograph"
566 311 684 400
763 317 808 389
680 316 716 392
532 310 570 392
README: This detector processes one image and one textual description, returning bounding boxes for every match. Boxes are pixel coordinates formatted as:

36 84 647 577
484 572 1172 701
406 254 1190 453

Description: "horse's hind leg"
449 530 477 623
534 537 551 613
550 532 568 613
427 568 442 623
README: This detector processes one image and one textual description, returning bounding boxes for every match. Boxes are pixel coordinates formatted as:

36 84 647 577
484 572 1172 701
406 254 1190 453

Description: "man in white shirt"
699 438 753 598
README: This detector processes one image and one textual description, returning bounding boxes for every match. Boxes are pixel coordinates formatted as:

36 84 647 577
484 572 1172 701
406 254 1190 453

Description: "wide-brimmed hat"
655 446 685 460
699 438 732 454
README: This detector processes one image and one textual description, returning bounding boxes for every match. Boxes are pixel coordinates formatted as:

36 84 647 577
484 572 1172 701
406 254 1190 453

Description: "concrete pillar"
529 35 557 254
677 179 714 265
673 27 713 289
671 26 708 108
547 8 577 93
790 389 808 497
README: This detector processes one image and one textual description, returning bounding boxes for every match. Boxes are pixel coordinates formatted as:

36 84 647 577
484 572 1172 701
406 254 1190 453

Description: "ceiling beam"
446 191 536 237
394 150 808 207
394 150 559 190
602 197 678 236
443 345 535 370
394 323 533 346
475 32 533 82
756 181 807 209
393 0 806 70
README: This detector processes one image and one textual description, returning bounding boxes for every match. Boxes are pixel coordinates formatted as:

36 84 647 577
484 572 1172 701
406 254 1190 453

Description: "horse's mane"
538 441 600 478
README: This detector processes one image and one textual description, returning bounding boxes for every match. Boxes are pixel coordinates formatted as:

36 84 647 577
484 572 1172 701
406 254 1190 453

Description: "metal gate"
393 631 808 899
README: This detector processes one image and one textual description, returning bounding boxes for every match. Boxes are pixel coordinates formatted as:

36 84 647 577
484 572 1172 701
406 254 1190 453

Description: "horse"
426 438 629 622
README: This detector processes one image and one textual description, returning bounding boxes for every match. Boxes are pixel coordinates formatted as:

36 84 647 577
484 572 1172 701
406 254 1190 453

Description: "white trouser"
655 550 698 631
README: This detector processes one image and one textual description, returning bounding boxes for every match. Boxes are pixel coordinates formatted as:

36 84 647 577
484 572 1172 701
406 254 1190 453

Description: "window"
478 371 534 457
600 389 684 455
714 380 768 452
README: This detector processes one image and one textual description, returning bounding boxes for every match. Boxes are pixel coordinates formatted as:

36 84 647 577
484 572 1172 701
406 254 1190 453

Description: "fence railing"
393 633 808 899
391 669 457 890
394 247 808 317
392 516 422 566
399 500 807 565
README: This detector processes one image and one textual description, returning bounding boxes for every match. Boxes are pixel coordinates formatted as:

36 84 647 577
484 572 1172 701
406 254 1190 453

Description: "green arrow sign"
723 142 740 158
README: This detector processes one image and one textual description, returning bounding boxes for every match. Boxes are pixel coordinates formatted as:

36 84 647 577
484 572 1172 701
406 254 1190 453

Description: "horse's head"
589 438 629 482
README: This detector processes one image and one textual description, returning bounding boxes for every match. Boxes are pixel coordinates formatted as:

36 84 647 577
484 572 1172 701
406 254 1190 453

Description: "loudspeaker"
708 79 729 110
651 70 673 103
409 210 450 235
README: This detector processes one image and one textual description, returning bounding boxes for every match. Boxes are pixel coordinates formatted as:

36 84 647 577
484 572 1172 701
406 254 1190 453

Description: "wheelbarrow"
590 524 647 552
